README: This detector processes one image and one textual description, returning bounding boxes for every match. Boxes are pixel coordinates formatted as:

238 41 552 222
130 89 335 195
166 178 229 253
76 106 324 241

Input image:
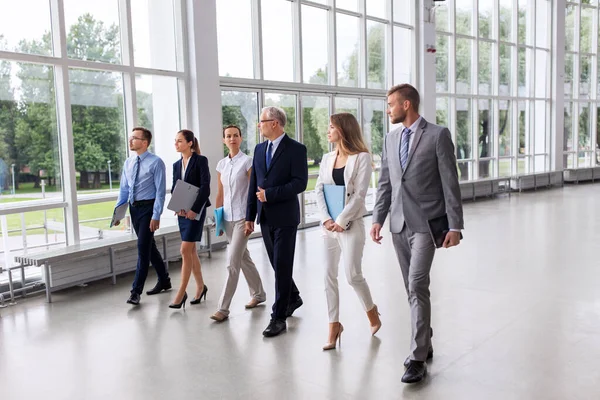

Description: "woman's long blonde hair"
330 113 369 155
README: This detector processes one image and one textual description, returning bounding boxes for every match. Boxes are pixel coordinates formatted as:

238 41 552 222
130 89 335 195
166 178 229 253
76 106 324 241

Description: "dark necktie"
129 156 141 204
400 128 412 170
266 141 273 169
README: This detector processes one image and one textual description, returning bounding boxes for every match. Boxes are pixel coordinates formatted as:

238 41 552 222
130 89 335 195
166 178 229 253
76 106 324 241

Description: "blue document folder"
323 184 346 221
214 207 224 237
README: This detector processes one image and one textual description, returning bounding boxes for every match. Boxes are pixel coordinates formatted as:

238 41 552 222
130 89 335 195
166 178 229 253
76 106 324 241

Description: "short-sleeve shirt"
216 152 253 221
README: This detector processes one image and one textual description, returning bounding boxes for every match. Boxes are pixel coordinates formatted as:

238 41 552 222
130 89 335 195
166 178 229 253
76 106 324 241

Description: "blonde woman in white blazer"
315 113 382 351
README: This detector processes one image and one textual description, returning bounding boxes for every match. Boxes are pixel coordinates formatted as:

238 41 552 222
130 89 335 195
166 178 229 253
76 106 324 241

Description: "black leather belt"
131 199 155 207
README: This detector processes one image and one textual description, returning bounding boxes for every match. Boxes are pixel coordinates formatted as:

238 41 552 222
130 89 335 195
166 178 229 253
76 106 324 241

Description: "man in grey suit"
371 84 463 384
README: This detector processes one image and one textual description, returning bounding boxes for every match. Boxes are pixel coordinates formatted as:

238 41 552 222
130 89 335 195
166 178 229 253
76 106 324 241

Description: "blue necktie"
400 128 412 170
129 156 141 204
266 141 273 169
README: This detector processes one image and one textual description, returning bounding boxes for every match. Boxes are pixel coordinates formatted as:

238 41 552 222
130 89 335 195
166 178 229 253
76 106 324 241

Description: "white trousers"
217 219 266 316
323 218 374 323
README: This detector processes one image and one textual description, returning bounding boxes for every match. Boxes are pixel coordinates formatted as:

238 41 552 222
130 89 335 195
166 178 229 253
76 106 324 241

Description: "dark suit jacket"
172 153 211 214
246 134 308 227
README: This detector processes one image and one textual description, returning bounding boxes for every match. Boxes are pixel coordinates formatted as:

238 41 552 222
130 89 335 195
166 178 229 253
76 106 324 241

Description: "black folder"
427 214 463 248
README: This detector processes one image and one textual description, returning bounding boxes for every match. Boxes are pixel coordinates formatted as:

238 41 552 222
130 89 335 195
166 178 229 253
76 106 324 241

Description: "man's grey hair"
262 106 287 127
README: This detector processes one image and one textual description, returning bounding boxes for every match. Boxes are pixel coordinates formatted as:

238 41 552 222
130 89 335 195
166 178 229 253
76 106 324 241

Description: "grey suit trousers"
392 224 435 362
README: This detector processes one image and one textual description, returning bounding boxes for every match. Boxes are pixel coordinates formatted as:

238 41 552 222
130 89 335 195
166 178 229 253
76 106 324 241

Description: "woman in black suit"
169 129 211 309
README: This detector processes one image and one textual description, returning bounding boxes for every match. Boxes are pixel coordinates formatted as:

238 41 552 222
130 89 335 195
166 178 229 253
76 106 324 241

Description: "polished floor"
2 184 600 399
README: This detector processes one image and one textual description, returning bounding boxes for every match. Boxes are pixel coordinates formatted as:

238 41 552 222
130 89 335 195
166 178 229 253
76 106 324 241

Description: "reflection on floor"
2 183 600 399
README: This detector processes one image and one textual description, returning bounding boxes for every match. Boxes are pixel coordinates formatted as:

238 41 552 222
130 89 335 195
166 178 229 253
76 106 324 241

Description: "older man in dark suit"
245 106 308 337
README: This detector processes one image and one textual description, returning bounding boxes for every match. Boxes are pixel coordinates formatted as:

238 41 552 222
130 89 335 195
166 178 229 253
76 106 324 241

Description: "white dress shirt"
266 133 286 164
216 152 253 221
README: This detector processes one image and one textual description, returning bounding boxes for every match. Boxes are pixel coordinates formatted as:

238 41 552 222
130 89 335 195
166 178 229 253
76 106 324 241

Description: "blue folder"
214 207 224 237
323 184 346 221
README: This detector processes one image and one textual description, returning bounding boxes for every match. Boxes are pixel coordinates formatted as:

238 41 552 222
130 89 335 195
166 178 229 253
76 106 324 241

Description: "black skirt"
177 208 206 242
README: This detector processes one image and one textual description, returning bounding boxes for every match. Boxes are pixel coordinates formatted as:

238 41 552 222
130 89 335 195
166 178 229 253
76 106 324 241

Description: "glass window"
131 0 177 70
456 38 473 94
455 0 473 36
436 97 449 127
578 103 592 152
0 62 61 200
579 55 591 99
0 0 53 56
363 98 386 212
337 13 360 87
478 42 492 95
518 156 530 173
564 53 575 97
302 6 329 85
499 100 512 157
479 2 493 39
435 2 449 32
563 103 574 152
64 0 122 64
393 27 412 85
535 0 550 48
262 0 294 82
78 200 131 240
334 97 359 118
456 98 472 161
393 0 411 24
499 0 513 42
579 7 593 54
565 5 576 52
368 0 387 19
217 0 254 78
336 0 359 13
264 93 297 140
533 104 545 156
301 95 329 224
135 75 181 182
534 50 549 98
436 35 449 92
499 158 512 177
517 47 531 97
518 0 531 45
221 90 259 156
519 100 530 155
499 44 512 96
478 99 493 178
69 69 125 192
367 21 386 89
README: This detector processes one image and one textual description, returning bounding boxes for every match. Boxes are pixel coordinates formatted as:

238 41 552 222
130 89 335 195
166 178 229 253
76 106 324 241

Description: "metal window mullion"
330 0 338 85
386 0 394 86
359 0 367 88
449 0 457 94
252 0 264 80
119 0 137 132
294 0 303 83
49 0 80 245
175 0 191 129
472 1 480 178
510 98 518 174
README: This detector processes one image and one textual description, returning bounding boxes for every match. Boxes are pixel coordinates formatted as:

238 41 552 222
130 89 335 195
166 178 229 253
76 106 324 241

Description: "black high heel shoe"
169 292 188 309
190 285 208 305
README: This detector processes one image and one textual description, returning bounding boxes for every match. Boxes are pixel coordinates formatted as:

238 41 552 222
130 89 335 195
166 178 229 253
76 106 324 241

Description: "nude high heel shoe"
367 305 382 336
322 322 344 351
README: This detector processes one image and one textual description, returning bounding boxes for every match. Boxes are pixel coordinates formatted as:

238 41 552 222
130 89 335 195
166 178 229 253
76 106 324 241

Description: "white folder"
110 202 128 228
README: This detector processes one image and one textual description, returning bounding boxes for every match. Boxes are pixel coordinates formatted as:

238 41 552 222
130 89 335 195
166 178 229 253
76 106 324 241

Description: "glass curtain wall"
564 0 600 168
0 0 187 268
216 0 415 226
435 0 552 180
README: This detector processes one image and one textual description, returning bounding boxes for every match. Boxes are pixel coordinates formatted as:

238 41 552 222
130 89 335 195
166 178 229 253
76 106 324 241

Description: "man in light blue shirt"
114 127 171 305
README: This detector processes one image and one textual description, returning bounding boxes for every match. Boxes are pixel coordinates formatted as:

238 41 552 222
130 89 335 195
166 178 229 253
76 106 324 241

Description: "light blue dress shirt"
116 151 166 220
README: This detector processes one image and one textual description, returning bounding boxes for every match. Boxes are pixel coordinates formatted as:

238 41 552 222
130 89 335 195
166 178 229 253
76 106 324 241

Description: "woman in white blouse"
210 125 266 322
315 113 382 350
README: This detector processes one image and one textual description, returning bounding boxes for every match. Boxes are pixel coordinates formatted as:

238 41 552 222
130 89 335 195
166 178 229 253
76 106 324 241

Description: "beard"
390 114 405 125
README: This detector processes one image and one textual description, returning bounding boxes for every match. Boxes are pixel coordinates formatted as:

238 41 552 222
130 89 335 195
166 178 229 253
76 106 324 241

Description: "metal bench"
10 223 212 303
563 167 600 183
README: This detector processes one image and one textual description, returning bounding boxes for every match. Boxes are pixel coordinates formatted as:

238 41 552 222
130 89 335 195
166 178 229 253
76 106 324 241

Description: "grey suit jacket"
372 118 464 234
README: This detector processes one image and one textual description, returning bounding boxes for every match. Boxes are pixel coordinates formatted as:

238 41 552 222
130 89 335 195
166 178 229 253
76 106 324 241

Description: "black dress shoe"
401 361 427 384
262 319 286 337
403 347 434 368
286 297 303 317
127 292 140 305
146 280 172 295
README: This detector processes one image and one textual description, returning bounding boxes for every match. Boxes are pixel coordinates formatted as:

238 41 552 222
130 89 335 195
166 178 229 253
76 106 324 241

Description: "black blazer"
172 153 211 214
246 134 308 227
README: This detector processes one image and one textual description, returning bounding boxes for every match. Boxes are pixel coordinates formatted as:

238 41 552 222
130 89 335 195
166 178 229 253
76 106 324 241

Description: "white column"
418 0 437 121
50 0 79 245
551 0 566 171
186 0 226 243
